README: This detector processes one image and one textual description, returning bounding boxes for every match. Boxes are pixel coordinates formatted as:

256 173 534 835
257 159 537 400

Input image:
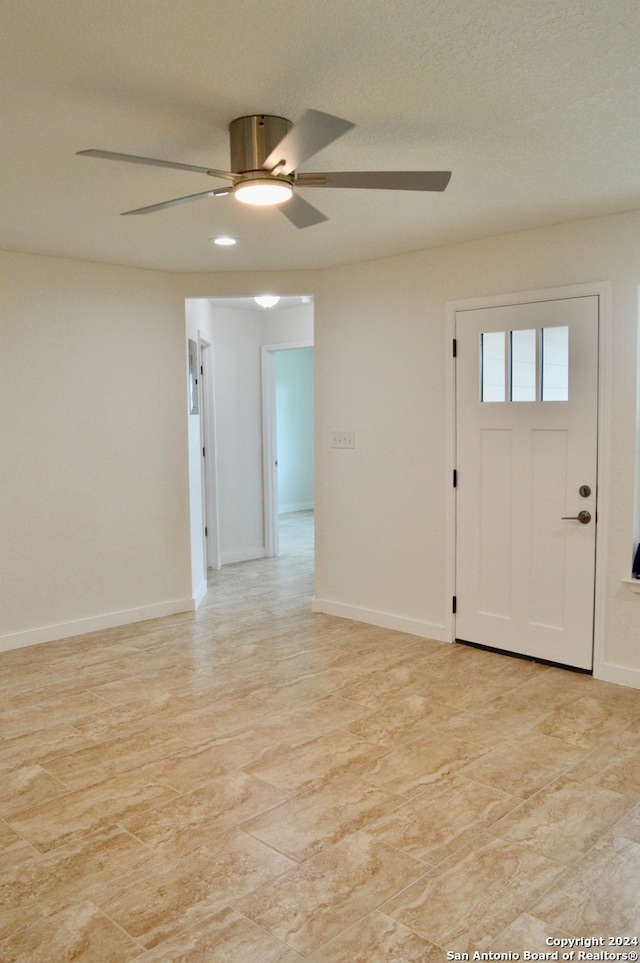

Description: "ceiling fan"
77 109 451 229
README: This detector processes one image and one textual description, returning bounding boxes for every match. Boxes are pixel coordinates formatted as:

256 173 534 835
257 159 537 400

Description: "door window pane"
510 329 537 401
542 326 569 401
481 331 505 402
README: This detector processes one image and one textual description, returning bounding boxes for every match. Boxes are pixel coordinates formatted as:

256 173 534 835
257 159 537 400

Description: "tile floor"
1 510 640 960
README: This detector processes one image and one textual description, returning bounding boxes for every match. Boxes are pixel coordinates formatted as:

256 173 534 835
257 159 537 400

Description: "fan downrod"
229 115 292 174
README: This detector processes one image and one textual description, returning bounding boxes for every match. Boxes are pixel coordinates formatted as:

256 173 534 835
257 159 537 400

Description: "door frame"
261 340 314 557
199 336 221 571
445 281 612 676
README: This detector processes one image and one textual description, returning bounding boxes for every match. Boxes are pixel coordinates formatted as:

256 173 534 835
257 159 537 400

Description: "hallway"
1 512 639 958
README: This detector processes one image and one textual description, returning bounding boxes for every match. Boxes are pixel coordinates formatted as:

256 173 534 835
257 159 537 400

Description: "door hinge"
202 446 206 457
452 338 457 358
453 469 457 488
452 596 457 614
205 526 208 537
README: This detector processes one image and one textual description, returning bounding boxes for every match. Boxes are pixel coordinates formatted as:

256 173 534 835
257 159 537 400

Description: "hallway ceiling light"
255 295 280 309
211 235 237 246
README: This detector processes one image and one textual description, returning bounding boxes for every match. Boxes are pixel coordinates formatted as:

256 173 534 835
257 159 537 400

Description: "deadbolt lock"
579 485 591 498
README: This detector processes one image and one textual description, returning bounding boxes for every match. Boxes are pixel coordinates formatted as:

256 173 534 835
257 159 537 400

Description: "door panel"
455 295 598 670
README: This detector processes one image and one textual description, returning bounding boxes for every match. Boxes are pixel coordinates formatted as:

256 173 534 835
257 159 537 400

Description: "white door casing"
454 294 599 670
199 338 221 571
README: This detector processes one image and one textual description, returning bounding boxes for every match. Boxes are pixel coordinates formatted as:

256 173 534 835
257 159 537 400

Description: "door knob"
561 510 591 524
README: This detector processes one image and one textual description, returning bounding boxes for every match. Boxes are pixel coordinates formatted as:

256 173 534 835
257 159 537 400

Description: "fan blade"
262 110 355 176
121 188 230 215
77 149 237 182
296 170 452 191
279 193 328 229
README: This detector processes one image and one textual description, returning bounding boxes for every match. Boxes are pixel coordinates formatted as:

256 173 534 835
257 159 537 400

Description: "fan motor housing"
229 115 292 173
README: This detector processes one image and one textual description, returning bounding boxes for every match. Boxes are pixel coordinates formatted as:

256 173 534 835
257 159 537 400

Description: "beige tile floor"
1 510 640 960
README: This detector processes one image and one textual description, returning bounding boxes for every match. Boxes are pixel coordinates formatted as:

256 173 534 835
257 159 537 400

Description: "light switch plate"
331 430 355 448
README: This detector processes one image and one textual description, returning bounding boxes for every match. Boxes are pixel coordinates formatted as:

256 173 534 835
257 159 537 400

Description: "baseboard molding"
0 597 195 654
594 660 640 690
311 597 448 642
221 547 267 566
193 579 208 610
278 502 314 514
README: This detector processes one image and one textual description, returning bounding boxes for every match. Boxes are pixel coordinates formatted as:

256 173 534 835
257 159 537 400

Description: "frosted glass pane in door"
481 331 505 402
542 326 569 401
511 328 537 401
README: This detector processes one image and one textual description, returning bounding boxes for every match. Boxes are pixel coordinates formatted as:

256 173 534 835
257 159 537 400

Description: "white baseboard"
593 660 640 690
311 597 448 642
0 597 195 654
221 547 266 565
278 502 314 514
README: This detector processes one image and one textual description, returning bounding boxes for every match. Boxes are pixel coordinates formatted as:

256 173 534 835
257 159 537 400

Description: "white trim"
200 337 221 571
261 346 278 557
446 281 612 680
444 303 457 644
0 598 194 654
311 596 448 642
193 579 208 609
592 280 614 683
595 661 640 689
622 578 640 593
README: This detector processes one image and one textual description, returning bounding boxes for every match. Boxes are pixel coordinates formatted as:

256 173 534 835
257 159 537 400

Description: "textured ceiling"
1 0 640 273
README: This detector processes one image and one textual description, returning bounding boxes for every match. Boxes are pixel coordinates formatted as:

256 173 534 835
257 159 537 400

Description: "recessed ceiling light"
211 236 237 246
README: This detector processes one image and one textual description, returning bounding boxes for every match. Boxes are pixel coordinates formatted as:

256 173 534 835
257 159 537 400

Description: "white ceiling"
2 0 640 274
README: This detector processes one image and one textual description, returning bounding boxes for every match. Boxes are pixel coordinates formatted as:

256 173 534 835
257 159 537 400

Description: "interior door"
455 295 599 670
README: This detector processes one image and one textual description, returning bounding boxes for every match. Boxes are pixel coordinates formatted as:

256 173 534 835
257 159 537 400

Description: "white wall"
3 221 640 690
210 304 265 564
0 251 192 650
311 211 640 687
275 347 314 513
261 303 313 345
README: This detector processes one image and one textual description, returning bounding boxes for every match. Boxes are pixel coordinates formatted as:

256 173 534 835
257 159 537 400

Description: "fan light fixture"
255 295 280 309
234 177 293 206
77 109 452 224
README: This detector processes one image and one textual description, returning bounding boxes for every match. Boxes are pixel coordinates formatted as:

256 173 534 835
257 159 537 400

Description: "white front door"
455 294 599 670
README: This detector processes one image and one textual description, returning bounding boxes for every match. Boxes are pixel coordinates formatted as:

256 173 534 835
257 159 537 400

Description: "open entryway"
453 291 600 670
262 343 314 557
185 295 314 609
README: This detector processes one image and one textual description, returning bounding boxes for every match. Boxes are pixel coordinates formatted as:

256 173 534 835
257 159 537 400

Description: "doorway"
262 342 314 557
186 294 314 603
453 289 602 670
